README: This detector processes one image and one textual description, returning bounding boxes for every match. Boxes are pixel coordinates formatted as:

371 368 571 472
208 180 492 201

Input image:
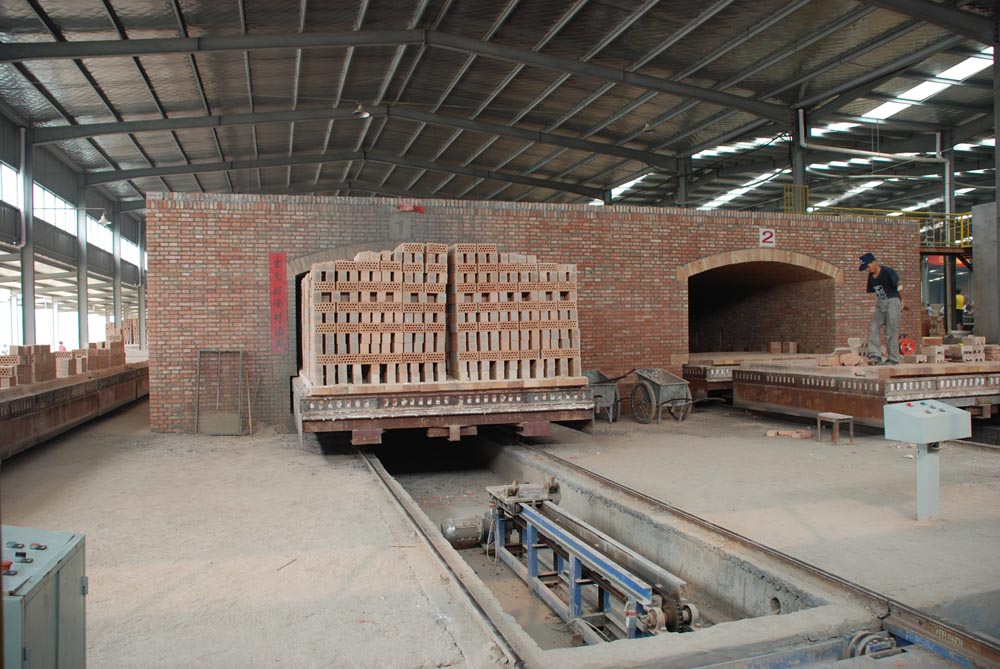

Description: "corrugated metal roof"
0 0 992 222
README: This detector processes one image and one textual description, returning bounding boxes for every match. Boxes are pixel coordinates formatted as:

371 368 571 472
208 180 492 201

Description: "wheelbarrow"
583 369 634 423
630 368 693 423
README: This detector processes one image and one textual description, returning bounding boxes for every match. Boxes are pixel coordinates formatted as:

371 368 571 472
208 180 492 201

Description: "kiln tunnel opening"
688 261 836 354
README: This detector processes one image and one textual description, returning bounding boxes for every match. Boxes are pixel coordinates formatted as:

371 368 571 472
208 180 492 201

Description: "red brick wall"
146 193 920 432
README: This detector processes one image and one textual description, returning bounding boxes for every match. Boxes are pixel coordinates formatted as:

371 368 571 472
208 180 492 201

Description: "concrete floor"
2 398 999 667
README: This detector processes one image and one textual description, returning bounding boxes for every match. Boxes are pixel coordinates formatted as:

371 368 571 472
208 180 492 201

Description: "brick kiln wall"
146 193 919 432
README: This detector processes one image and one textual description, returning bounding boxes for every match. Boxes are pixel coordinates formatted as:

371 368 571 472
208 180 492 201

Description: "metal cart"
583 369 633 423
630 368 693 423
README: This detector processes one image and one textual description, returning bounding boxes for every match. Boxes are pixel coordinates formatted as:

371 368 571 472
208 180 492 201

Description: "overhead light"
352 102 370 119
96 212 111 226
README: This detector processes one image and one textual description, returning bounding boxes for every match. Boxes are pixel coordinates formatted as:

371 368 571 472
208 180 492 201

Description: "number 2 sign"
759 228 776 248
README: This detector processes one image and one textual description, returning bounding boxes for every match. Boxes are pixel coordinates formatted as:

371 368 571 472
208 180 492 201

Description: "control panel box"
3 525 86 669
884 400 971 444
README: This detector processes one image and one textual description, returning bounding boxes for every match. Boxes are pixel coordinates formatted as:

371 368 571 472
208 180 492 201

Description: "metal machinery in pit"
481 480 698 643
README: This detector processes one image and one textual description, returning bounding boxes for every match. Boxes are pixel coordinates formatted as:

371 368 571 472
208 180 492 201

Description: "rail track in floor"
358 439 1000 669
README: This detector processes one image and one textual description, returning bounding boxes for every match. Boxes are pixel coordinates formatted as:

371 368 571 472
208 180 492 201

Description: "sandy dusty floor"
3 397 999 667
0 399 506 669
536 406 1000 624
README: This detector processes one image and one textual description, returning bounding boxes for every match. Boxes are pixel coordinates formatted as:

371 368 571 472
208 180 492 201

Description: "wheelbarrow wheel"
631 381 656 424
668 399 692 421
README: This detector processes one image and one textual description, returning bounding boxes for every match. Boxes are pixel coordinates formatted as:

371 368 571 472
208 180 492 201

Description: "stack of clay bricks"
447 244 580 382
118 318 140 345
0 352 24 388
0 345 57 388
87 337 126 370
985 344 1000 362
53 350 86 378
960 335 986 362
920 336 945 363
303 243 448 386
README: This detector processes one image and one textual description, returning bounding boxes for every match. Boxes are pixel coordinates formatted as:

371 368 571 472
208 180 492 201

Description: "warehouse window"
88 216 113 252
0 162 19 207
122 239 140 267
32 183 77 235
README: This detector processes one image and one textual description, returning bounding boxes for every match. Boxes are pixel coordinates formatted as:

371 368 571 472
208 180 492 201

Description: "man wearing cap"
859 253 901 365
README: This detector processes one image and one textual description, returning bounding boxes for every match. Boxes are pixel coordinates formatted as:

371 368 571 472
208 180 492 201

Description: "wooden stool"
817 412 854 445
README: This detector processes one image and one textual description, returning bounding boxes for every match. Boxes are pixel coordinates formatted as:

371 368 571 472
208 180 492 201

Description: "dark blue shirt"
866 265 899 300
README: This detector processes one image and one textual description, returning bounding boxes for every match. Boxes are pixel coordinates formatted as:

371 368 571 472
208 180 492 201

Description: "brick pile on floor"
88 331 126 371
818 334 996 366
447 244 580 382
54 349 88 378
116 318 140 345
301 243 581 388
0 345 57 388
303 243 448 386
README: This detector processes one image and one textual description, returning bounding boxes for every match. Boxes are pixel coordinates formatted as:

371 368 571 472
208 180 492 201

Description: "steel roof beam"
395 109 676 171
83 150 606 199
805 34 965 116
826 113 947 133
899 70 993 91
170 0 230 193
864 91 993 114
460 0 792 201
0 31 421 62
255 179 449 199
35 106 676 171
513 3 876 203
0 30 790 122
372 0 522 192
99 0 199 194
853 0 993 45
657 20 938 160
347 0 434 190
120 200 147 212
423 32 788 122
406 0 590 196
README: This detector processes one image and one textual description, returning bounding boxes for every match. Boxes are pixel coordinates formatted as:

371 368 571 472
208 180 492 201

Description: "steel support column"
112 205 122 329
676 157 690 208
921 256 931 308
944 255 956 331
19 127 35 345
75 176 89 347
995 16 999 302
791 116 807 212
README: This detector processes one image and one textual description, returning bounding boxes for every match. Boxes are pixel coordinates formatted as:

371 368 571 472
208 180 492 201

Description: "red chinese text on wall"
269 252 288 354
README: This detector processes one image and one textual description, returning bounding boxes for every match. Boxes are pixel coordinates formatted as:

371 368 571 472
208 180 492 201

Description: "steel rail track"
519 443 1000 669
358 449 526 668
356 438 999 668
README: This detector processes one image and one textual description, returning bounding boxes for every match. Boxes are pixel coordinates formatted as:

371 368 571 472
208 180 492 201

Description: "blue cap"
858 252 876 271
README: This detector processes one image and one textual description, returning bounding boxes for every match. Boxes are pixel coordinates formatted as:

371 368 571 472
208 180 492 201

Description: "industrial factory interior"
2 1 1000 667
